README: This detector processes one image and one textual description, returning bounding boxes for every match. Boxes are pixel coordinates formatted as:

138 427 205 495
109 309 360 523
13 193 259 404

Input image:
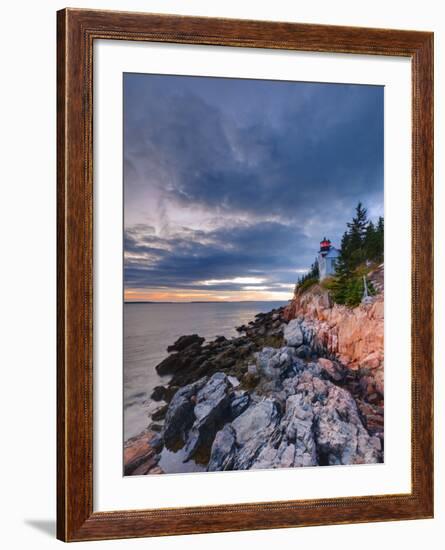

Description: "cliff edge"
284 264 384 403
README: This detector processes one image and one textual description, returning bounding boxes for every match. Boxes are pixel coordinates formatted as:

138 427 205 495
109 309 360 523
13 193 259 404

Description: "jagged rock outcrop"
283 269 384 403
163 377 208 447
167 334 205 353
283 319 304 347
255 346 297 380
163 372 253 461
207 358 381 471
125 285 384 475
183 373 232 460
228 399 282 470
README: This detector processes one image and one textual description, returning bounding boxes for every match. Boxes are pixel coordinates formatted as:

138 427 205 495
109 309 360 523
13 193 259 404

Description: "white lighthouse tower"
317 237 340 281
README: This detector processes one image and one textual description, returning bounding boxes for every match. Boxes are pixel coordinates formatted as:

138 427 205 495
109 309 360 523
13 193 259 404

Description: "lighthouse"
317 237 340 281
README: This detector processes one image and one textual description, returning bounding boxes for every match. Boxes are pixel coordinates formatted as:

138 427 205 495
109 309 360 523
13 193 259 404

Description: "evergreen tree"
364 220 378 260
328 203 383 306
376 216 384 262
345 202 369 269
297 202 384 306
295 260 319 294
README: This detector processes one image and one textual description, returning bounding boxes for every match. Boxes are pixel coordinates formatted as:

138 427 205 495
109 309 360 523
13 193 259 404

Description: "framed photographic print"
57 8 434 542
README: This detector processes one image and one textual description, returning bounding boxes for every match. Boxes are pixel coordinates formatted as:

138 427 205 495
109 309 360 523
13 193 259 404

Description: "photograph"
123 73 385 476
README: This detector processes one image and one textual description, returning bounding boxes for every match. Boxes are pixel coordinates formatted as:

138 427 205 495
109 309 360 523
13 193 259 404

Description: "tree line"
330 202 383 306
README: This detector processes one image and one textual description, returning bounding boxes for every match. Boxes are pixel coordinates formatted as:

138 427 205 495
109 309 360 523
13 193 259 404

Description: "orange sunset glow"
124 287 294 303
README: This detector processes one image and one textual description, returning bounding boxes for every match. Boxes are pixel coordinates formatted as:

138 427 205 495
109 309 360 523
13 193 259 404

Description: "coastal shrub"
326 266 376 307
296 276 319 295
331 275 363 307
295 261 319 294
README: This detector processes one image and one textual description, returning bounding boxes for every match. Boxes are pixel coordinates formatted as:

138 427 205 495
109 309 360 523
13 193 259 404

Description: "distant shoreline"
124 300 290 305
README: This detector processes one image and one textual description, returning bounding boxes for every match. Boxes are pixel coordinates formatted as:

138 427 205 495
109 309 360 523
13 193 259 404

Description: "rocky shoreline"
124 283 384 476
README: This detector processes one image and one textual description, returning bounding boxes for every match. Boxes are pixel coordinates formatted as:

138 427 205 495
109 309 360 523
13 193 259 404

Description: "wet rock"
163 377 208 448
124 431 162 475
151 385 179 403
150 433 164 451
151 404 168 421
151 385 168 402
257 325 266 336
230 391 250 419
167 334 205 352
207 425 237 471
284 319 304 347
155 353 181 375
183 373 232 461
156 341 206 376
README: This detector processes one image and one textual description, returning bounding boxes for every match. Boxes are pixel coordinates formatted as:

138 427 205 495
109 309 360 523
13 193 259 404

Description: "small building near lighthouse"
317 237 340 281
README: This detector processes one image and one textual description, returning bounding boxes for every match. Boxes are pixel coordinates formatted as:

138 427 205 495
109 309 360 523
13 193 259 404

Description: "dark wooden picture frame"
57 8 434 542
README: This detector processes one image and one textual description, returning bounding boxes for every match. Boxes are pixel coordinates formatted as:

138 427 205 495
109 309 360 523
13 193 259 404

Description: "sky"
123 73 383 302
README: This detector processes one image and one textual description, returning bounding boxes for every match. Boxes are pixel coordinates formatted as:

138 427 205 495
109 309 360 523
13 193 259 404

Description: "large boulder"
167 334 205 353
312 380 381 465
163 377 207 448
207 363 382 471
255 346 297 380
231 399 281 470
183 373 232 460
207 425 237 471
208 399 282 471
251 393 317 470
124 431 163 475
284 319 304 347
155 341 205 375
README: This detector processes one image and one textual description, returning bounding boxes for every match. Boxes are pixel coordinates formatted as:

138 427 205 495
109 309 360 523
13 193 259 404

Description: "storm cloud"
123 73 383 301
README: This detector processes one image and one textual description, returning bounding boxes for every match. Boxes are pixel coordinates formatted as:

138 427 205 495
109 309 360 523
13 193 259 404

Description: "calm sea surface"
124 301 288 442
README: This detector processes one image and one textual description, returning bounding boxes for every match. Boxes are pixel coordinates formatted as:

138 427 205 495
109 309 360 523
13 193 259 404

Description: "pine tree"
295 260 319 294
364 220 378 260
376 216 384 262
345 202 369 269
329 203 383 306
298 202 384 306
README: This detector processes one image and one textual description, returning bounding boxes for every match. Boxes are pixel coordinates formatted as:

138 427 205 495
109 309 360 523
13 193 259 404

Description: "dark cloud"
124 222 312 293
123 74 383 296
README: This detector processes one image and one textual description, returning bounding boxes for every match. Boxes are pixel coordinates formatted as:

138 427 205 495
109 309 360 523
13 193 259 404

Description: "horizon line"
124 299 291 304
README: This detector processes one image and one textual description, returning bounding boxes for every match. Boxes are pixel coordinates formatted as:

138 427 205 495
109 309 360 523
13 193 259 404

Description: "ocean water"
124 301 288 441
